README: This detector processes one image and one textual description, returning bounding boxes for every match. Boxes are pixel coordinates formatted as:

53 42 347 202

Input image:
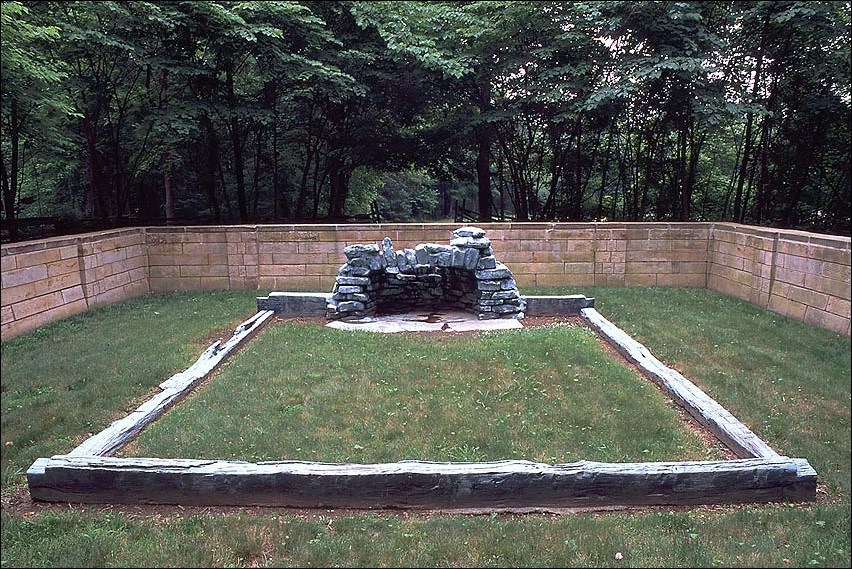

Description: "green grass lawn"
0 290 260 488
122 321 723 464
2 286 849 568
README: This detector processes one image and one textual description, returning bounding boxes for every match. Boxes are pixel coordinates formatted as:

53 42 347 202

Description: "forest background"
1 1 849 240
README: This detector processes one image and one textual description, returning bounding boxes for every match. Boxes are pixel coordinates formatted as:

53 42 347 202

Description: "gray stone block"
425 243 452 254
337 276 370 286
463 248 480 270
414 244 431 265
344 244 379 259
523 295 595 316
452 226 486 238
382 237 396 264
395 250 409 272
477 280 503 291
491 290 519 300
434 251 451 267
450 248 466 268
475 264 511 280
336 301 365 312
477 255 497 270
450 236 491 250
404 248 418 267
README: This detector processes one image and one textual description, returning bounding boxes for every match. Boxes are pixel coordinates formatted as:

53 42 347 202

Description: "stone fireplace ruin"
326 227 526 321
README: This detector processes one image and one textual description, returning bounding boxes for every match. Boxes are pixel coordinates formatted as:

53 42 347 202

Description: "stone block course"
804 306 849 332
47 258 80 278
826 296 851 318
537 272 593 286
14 248 62 268
769 295 809 320
180 264 230 278
2 265 49 288
624 273 659 286
657 273 708 287
805 273 851 301
183 242 227 256
1 254 17 272
822 261 850 282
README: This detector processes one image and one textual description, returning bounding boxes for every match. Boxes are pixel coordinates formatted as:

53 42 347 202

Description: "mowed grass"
0 290 260 487
122 321 722 464
2 286 849 568
562 286 852 499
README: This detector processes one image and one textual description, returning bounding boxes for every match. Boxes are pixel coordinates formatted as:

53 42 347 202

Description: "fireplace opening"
372 265 481 316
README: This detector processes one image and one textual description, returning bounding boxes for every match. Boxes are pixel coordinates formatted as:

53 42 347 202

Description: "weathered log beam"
67 310 275 457
580 307 780 460
27 456 816 508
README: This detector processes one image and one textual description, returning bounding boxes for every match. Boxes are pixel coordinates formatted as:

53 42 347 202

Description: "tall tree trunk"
782 133 818 227
0 155 14 239
199 115 221 222
753 117 771 224
226 67 248 221
476 78 492 222
732 114 754 222
733 21 766 222
2 97 20 240
163 151 175 221
595 128 614 221
252 128 263 218
272 97 283 219
81 113 108 220
160 70 174 221
721 127 745 220
682 126 704 222
327 164 350 219
295 102 318 219
570 116 584 220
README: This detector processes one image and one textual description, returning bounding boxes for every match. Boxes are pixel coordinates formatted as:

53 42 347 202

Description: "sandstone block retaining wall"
2 229 149 339
2 222 849 340
708 223 851 335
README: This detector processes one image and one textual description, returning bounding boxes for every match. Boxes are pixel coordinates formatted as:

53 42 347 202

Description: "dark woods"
1 1 849 241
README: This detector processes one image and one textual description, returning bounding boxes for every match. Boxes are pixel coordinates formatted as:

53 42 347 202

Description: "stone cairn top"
326 227 526 321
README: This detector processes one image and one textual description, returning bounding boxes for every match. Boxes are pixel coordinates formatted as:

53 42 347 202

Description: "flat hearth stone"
325 311 524 333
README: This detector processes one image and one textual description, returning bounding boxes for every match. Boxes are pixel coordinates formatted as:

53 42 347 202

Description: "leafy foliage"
1 1 848 234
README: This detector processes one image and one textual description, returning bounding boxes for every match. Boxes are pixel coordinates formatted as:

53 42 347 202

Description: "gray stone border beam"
27 455 815 508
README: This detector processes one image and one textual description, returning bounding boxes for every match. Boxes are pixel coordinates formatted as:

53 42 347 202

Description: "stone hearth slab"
325 310 524 333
